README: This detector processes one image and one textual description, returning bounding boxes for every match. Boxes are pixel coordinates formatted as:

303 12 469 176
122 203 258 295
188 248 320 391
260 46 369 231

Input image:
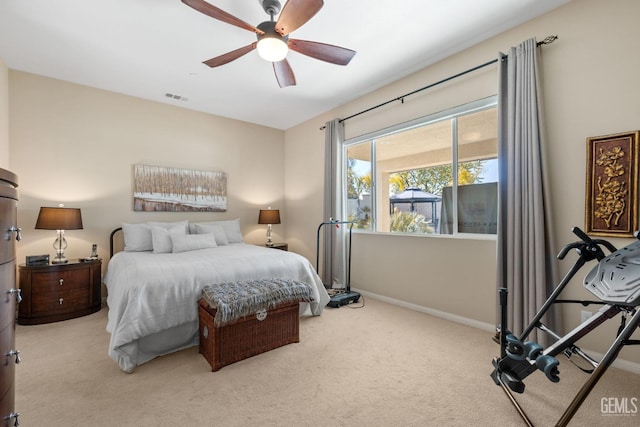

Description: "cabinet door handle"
59 278 64 286
7 349 20 364
8 225 22 241
59 298 64 305
7 288 22 303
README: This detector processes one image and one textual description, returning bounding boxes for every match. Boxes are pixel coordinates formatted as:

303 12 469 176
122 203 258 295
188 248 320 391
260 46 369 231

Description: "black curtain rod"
321 35 557 130
339 58 498 124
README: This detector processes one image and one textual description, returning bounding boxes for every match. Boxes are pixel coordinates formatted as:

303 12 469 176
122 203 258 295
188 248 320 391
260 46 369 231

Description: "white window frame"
343 96 498 238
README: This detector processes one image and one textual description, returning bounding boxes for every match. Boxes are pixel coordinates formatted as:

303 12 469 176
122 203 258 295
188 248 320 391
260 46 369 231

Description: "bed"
103 220 330 373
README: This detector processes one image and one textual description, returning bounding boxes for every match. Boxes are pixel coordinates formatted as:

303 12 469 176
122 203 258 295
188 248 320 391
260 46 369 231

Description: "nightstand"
266 243 288 251
18 259 102 325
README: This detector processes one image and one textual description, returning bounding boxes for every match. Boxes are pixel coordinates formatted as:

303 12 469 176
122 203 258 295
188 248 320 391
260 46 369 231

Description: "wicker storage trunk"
198 298 300 371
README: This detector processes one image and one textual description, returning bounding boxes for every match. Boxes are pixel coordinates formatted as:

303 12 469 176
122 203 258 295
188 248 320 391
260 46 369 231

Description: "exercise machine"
316 219 360 307
491 226 640 426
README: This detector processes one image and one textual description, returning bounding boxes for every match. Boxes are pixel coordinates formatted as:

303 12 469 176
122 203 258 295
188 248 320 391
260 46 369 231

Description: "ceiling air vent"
164 93 189 102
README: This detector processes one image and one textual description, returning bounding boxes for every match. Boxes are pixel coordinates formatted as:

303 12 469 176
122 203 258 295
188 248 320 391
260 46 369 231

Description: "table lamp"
35 206 83 264
258 208 280 247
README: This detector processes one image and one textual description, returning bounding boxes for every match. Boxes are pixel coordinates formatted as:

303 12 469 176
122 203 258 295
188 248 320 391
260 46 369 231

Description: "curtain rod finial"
537 35 558 46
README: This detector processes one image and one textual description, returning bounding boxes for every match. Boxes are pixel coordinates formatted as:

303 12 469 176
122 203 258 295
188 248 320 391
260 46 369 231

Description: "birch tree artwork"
133 164 227 212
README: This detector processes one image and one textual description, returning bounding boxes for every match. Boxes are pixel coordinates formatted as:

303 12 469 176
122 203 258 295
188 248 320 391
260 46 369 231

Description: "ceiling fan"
182 0 356 88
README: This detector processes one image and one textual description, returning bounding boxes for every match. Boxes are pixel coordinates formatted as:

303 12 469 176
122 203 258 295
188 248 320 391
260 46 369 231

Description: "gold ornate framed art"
585 131 640 237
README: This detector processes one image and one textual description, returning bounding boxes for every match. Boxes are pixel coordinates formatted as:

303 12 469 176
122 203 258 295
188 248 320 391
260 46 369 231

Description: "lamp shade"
35 207 83 230
258 209 281 225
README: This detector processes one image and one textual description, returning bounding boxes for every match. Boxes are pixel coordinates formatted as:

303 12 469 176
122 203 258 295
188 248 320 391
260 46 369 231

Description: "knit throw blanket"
201 278 315 326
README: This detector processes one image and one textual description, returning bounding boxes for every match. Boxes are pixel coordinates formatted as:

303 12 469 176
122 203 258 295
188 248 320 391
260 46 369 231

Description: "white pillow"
171 233 218 253
150 227 170 253
122 220 189 252
221 219 243 243
122 223 152 252
190 219 243 243
193 223 229 246
148 220 189 234
150 223 187 253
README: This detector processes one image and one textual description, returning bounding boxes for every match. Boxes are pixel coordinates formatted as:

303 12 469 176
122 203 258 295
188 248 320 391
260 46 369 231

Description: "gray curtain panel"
323 119 347 289
496 38 560 345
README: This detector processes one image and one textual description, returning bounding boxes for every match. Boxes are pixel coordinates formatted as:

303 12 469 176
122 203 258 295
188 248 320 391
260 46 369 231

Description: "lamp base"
52 251 68 264
265 224 273 247
52 231 68 264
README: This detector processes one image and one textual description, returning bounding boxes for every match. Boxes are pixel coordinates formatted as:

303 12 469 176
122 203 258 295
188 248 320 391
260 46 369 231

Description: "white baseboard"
354 288 495 332
354 288 640 375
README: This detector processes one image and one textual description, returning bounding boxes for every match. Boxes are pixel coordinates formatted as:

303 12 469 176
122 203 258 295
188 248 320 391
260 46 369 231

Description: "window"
345 97 497 236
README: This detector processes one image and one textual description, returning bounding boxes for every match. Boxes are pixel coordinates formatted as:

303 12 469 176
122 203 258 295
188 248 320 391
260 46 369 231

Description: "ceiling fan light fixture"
257 36 288 62
256 20 288 62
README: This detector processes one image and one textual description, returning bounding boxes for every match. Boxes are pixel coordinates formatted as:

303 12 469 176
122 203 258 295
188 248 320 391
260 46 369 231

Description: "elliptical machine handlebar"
556 226 617 262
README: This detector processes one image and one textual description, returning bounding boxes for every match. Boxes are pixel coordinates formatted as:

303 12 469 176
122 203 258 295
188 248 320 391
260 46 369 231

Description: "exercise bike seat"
584 239 640 307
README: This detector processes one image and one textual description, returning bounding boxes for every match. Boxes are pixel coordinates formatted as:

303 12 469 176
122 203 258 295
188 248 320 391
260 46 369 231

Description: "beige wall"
285 0 640 364
9 72 285 271
0 58 8 168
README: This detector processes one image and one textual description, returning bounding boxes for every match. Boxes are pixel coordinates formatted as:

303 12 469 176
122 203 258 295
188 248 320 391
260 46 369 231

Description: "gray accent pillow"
171 232 218 253
193 223 229 246
189 219 243 243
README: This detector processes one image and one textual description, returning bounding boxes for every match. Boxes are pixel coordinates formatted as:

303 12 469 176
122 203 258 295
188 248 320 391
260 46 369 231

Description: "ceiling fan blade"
182 0 263 34
275 0 323 36
288 39 356 65
273 59 296 88
203 43 257 67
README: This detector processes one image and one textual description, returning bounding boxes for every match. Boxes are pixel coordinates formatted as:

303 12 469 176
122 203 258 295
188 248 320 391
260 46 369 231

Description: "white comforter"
104 243 329 372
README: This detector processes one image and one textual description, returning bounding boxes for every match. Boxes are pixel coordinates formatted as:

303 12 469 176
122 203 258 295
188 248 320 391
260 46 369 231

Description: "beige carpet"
14 297 639 426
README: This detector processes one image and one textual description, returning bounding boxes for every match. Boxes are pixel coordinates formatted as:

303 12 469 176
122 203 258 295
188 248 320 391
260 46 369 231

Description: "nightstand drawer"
30 269 89 292
31 288 89 315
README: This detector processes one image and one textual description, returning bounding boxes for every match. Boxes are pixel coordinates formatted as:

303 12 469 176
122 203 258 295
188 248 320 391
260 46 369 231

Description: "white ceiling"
0 0 570 130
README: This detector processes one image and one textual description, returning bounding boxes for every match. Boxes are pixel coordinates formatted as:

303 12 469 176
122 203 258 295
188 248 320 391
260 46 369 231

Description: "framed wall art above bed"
133 164 227 212
585 131 640 237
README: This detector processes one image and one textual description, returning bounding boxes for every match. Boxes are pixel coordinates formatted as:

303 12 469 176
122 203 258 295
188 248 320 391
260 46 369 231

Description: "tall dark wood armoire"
0 168 21 426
